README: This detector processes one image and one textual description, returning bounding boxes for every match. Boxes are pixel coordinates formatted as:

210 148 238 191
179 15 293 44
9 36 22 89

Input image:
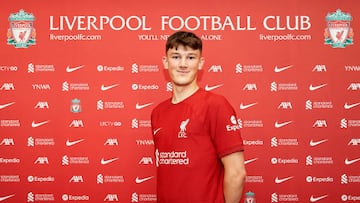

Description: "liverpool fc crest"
7 9 36 48
324 9 353 48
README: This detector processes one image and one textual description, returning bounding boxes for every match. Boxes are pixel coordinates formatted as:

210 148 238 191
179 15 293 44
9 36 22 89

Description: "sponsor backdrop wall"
0 0 359 202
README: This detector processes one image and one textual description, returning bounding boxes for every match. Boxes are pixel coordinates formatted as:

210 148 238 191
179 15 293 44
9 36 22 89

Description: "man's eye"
172 56 179 59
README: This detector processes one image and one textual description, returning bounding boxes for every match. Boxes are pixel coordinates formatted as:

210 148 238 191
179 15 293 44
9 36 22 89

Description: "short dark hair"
165 31 202 53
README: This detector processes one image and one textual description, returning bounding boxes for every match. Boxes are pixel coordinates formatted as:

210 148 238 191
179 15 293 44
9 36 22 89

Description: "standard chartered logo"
156 150 189 165
131 63 139 73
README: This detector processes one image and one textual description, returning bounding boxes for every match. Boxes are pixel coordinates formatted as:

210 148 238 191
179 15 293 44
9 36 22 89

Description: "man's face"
163 45 204 88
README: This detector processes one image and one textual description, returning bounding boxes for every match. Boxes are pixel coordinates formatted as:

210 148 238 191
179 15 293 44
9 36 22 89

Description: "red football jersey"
151 89 244 203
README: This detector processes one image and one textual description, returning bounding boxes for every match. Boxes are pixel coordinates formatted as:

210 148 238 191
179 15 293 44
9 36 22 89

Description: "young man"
151 31 246 203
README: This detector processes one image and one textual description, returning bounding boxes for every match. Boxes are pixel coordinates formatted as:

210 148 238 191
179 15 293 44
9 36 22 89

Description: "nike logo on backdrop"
309 83 327 91
66 65 84 73
0 102 15 109
244 158 258 165
310 195 328 202
66 139 85 147
240 102 258 110
344 102 360 109
101 84 119 91
275 176 293 184
345 157 360 165
309 139 328 147
136 102 153 110
274 120 292 128
0 194 15 202
274 65 293 73
31 120 50 128
101 157 119 165
135 176 154 184
205 84 223 91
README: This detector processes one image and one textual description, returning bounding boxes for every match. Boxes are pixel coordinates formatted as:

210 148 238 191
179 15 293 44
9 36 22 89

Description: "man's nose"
179 58 188 67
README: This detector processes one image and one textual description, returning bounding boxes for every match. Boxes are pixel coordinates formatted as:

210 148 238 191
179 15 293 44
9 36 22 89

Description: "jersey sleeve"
208 95 244 158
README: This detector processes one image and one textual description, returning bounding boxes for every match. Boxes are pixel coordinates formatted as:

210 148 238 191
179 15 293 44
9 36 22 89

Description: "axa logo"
348 138 360 145
69 175 84 183
34 157 49 164
34 101 49 109
104 138 119 146
208 65 223 72
0 83 15 90
139 157 153 165
0 138 15 146
278 101 293 109
313 120 328 128
69 120 84 128
243 83 257 91
347 83 360 90
312 65 327 72
104 194 119 202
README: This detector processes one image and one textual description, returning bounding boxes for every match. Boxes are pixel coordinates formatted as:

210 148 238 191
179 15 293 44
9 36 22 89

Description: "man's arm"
221 151 246 203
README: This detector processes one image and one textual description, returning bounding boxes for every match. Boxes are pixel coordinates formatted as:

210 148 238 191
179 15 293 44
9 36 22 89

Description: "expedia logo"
226 115 241 131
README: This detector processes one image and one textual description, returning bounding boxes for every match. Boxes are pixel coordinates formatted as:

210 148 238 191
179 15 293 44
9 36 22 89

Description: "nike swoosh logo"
345 157 360 165
244 158 258 165
101 84 119 91
135 176 153 184
66 139 84 147
274 120 292 128
309 139 328 147
309 83 327 91
275 176 293 184
136 102 153 110
205 84 223 91
0 194 15 202
153 128 161 136
0 102 15 109
274 65 293 73
66 65 84 73
240 102 258 110
31 120 50 128
101 157 119 165
310 195 328 202
344 102 360 109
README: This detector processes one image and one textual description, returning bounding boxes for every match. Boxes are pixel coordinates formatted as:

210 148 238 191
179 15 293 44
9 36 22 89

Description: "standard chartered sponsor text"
50 33 102 41
259 33 311 41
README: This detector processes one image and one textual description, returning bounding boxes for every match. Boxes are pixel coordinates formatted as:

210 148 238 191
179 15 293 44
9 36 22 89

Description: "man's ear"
162 56 169 69
198 56 205 70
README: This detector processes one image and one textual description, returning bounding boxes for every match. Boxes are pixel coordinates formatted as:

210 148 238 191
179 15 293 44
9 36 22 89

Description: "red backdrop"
0 0 359 202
